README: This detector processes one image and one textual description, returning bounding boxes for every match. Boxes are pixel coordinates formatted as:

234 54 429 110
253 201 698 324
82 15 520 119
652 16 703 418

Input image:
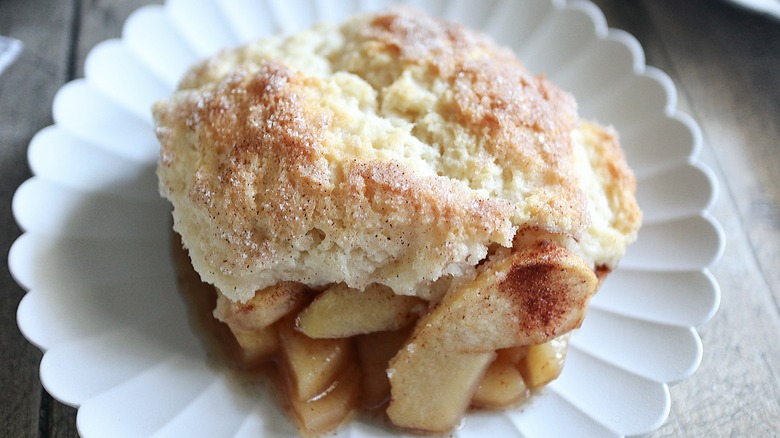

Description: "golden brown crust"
336 9 587 233
156 59 517 301
155 7 639 302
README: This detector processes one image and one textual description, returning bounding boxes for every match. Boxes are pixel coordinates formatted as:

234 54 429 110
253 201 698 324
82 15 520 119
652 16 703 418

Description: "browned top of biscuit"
154 7 639 302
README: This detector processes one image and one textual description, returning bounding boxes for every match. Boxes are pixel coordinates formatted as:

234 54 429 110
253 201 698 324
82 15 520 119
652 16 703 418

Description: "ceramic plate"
10 0 724 436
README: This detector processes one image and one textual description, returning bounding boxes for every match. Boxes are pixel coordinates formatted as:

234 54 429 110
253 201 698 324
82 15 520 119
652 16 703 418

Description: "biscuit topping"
155 7 639 303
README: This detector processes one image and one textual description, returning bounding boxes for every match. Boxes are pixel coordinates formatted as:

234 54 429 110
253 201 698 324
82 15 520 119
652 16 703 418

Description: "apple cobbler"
154 7 640 436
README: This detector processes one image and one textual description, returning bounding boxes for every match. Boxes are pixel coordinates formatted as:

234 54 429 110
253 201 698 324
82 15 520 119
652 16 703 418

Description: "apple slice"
230 324 280 366
519 334 570 389
419 239 598 353
356 327 414 409
278 315 354 401
471 356 530 409
214 282 310 331
296 283 426 338
386 239 596 432
287 363 361 436
387 341 495 433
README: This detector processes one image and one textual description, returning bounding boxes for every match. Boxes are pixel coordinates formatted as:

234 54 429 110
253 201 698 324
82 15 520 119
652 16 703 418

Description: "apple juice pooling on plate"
153 7 641 436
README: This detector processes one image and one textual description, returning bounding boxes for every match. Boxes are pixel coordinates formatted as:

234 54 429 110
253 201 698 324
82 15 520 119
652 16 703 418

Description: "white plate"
10 0 724 436
726 0 780 19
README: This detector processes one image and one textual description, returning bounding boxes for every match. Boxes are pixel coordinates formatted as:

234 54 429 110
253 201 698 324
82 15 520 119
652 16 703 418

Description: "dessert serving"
154 6 641 436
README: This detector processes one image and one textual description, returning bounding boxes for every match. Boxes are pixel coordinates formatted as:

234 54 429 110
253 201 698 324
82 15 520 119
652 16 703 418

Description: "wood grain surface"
1 0 778 436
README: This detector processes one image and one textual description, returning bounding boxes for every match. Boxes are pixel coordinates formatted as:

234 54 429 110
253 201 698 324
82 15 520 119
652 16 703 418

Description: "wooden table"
1 0 778 436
